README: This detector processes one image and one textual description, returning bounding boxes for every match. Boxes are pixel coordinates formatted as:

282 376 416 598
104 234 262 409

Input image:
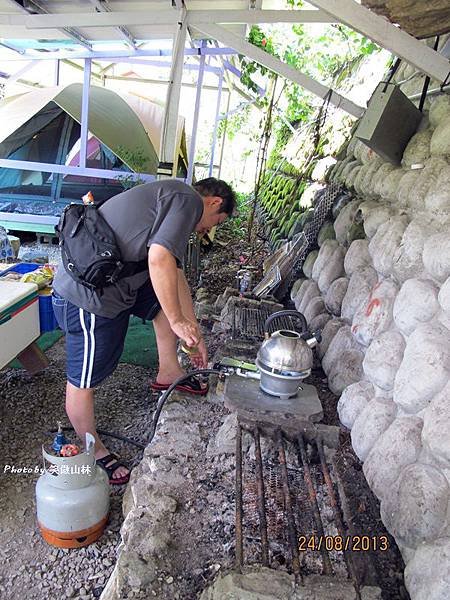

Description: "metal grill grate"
232 306 303 340
235 425 362 594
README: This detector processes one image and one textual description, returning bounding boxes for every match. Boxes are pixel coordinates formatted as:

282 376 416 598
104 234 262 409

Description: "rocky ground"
0 341 160 600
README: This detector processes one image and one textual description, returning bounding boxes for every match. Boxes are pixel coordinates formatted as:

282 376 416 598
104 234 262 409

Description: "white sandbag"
397 170 421 208
351 397 397 461
360 202 393 239
353 163 370 195
317 222 336 247
430 115 450 156
290 278 306 301
354 140 375 164
351 279 399 347
380 463 449 548
379 168 405 202
363 416 423 501
327 349 365 395
438 276 450 312
311 239 340 281
318 246 346 293
429 95 450 128
393 278 440 335
337 381 374 429
302 250 318 279
339 159 360 183
408 157 449 212
297 280 320 314
405 538 450 600
422 381 450 468
363 330 406 391
344 239 371 276
344 164 362 189
322 325 361 376
324 277 348 316
424 164 450 215
392 217 436 283
303 296 326 325
341 266 378 323
423 231 450 283
334 200 361 245
360 157 384 196
309 312 331 332
369 215 409 277
317 318 346 360
393 320 450 413
293 279 311 311
401 128 432 167
372 163 395 196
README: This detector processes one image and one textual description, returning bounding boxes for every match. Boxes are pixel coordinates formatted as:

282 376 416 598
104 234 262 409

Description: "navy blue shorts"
52 281 161 389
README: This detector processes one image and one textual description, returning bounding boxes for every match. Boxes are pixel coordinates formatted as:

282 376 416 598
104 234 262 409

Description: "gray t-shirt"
53 179 204 318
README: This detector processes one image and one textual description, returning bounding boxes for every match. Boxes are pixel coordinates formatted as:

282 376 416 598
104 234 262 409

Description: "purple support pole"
209 70 224 177
186 42 206 184
79 58 91 169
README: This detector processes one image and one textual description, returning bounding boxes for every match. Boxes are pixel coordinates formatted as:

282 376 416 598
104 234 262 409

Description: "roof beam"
6 0 93 50
19 9 335 29
1 47 239 61
88 0 137 50
307 0 450 83
191 23 364 118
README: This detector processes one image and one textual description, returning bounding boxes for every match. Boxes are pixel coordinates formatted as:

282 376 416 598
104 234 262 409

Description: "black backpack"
55 201 147 291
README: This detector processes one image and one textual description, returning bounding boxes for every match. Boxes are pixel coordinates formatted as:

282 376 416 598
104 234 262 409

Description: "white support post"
79 58 91 170
209 70 224 177
54 59 60 85
186 42 207 184
307 0 450 83
160 11 188 177
192 23 364 118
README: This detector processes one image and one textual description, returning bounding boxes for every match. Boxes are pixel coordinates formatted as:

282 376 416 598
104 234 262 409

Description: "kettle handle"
264 310 307 338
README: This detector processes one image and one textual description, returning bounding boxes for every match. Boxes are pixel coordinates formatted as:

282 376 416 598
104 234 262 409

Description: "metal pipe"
209 71 224 177
186 41 206 184
79 58 91 169
408 85 450 101
235 423 244 570
253 427 269 566
276 430 301 579
296 434 333 575
316 440 361 598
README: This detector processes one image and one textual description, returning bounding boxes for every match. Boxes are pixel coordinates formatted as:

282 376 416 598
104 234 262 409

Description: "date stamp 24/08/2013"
298 535 389 552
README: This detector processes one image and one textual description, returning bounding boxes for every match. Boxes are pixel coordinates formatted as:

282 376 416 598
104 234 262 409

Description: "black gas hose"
147 368 221 444
46 368 222 452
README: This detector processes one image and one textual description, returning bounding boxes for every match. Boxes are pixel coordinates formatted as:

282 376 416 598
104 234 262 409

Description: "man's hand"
190 337 208 369
170 316 201 347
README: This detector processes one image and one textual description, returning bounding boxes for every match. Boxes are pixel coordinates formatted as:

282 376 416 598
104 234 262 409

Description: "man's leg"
65 382 129 481
53 293 130 482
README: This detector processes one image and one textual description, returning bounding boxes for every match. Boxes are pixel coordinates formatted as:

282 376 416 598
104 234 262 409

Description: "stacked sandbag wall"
290 93 450 600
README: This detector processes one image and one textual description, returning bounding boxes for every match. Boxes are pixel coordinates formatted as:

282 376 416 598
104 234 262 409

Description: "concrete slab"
224 375 323 423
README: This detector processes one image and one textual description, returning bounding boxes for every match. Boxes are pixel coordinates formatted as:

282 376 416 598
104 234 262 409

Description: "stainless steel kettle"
256 310 320 399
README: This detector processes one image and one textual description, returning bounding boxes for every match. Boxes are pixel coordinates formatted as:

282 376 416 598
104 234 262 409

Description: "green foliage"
239 26 278 96
220 192 251 239
116 145 147 190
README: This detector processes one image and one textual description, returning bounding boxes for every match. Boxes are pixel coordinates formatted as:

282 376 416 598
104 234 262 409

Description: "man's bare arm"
148 244 200 346
177 269 208 367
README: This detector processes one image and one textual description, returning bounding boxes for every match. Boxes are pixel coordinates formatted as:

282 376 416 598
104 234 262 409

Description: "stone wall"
290 91 450 600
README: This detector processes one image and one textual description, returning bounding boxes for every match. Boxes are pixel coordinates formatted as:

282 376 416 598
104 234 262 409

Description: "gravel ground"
0 339 159 600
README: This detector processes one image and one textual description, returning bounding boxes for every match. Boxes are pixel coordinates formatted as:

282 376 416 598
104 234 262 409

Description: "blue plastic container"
0 263 58 332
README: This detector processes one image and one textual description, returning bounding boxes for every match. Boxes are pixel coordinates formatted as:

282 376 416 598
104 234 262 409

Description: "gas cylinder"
36 432 110 548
